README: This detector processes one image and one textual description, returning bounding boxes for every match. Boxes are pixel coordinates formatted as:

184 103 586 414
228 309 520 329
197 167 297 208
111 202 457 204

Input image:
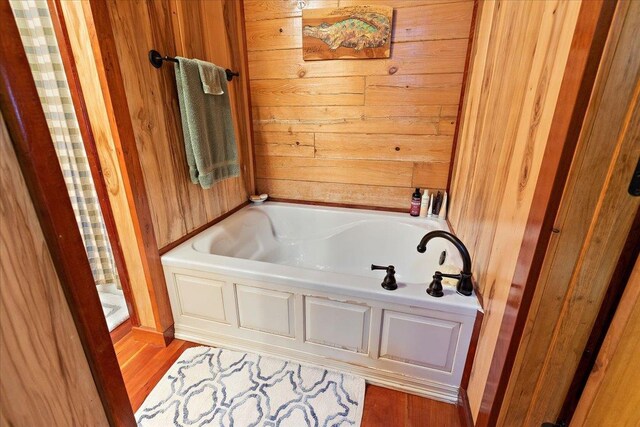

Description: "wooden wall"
0 113 109 426
59 0 156 328
572 258 640 426
498 0 640 423
106 0 253 249
244 0 474 208
58 0 255 334
447 0 582 419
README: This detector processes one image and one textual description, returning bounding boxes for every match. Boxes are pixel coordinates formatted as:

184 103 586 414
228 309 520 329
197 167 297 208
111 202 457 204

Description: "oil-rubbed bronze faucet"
371 264 397 291
417 231 473 296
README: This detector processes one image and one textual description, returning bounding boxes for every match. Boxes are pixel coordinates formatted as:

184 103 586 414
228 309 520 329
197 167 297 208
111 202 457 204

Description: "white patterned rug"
135 347 365 427
97 283 129 331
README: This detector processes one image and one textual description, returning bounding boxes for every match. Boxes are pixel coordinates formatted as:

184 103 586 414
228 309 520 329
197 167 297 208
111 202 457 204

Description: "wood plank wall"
244 0 474 209
447 0 582 420
572 259 640 426
0 113 109 426
498 0 640 423
106 0 253 249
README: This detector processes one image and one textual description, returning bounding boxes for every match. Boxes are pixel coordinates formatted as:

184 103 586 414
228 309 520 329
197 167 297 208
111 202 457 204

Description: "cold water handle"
371 264 397 291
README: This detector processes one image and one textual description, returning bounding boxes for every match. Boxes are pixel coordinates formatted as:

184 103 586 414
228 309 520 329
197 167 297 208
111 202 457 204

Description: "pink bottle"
410 187 421 216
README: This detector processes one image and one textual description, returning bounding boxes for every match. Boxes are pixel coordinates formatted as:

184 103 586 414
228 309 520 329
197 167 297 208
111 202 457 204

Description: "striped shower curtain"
10 0 120 288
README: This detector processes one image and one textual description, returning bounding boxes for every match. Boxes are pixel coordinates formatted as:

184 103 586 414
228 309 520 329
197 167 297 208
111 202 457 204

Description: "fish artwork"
303 12 391 51
302 6 393 60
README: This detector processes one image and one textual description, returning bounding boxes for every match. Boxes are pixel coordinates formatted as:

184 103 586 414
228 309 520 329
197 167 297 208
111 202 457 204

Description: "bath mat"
97 283 129 331
135 346 365 427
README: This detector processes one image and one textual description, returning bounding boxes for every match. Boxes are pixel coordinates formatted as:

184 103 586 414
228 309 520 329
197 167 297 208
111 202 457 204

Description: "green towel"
174 57 240 189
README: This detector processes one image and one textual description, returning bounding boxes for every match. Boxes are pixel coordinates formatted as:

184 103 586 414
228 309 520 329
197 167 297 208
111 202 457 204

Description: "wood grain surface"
245 0 474 209
59 0 175 334
476 0 619 424
447 0 583 420
50 0 139 327
58 0 156 327
0 6 136 423
498 1 640 423
58 0 256 333
105 0 253 249
0 110 110 427
571 258 640 426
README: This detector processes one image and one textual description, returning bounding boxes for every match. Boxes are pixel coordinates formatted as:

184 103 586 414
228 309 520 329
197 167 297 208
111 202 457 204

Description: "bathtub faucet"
371 264 397 291
417 231 473 296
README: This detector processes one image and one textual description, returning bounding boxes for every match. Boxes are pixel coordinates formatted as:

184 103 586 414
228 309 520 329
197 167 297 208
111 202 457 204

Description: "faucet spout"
417 230 474 296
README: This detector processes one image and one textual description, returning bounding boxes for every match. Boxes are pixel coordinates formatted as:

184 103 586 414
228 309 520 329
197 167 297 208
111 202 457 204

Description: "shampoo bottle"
410 187 421 216
438 191 448 220
419 190 429 217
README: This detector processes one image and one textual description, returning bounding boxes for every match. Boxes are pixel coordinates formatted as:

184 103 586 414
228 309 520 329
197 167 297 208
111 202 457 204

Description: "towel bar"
148 49 240 82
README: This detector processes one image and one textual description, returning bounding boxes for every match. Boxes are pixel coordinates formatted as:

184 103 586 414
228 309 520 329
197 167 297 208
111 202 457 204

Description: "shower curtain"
10 0 120 288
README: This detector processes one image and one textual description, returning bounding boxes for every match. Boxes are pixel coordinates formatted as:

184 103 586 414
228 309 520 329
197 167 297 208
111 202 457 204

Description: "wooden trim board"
489 0 631 425
446 0 479 193
56 0 158 329
268 197 408 214
0 5 135 424
131 325 175 348
47 0 140 327
557 209 640 422
570 257 640 426
159 201 250 255
68 0 175 337
2 100 111 427
457 389 474 427
111 319 133 345
477 0 618 424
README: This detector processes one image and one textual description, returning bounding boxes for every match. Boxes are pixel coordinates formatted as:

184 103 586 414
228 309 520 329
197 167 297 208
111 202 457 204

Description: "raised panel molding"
175 275 228 324
236 284 295 337
163 267 479 402
380 310 460 371
304 297 370 353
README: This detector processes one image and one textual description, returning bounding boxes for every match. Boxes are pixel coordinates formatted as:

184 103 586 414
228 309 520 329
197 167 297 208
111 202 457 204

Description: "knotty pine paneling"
245 0 474 208
314 133 452 162
365 74 463 106
447 0 582 420
106 0 252 248
250 76 366 106
0 114 109 426
245 2 473 51
248 40 468 79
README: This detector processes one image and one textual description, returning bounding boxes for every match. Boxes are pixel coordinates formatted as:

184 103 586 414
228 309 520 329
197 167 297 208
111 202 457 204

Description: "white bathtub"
162 202 482 402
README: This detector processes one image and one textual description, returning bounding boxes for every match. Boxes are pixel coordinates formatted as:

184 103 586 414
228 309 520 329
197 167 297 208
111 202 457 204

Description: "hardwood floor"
114 334 464 426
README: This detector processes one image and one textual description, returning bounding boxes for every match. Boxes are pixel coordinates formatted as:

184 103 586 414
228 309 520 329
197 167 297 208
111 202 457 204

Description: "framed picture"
302 5 393 60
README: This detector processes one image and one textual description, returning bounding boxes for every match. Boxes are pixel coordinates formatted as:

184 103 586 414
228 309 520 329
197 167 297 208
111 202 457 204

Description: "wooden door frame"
475 0 618 425
0 2 135 425
46 0 140 328
52 0 176 344
557 210 640 424
571 256 640 425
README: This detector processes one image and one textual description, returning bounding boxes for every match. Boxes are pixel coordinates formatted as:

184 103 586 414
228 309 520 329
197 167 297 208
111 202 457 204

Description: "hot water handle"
371 264 398 291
